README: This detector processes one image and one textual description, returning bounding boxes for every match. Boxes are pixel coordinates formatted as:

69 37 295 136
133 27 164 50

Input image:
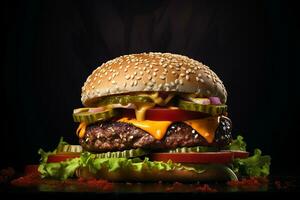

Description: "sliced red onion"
88 107 106 113
111 103 136 109
188 97 210 105
209 97 221 105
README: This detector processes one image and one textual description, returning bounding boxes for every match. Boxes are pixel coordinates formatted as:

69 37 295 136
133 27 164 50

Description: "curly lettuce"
232 149 271 177
38 135 271 180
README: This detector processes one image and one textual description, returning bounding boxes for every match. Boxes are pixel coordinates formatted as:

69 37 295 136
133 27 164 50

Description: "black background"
2 0 297 176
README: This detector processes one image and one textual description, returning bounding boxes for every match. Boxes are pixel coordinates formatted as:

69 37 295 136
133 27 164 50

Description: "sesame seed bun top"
81 52 227 107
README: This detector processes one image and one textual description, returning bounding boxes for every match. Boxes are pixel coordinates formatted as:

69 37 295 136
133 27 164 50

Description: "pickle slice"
178 100 227 116
97 95 154 107
57 145 83 153
73 108 119 123
93 148 148 158
167 146 218 153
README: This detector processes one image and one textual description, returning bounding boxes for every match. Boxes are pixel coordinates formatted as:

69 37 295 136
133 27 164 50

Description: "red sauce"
195 184 217 192
165 182 184 192
0 167 15 183
227 177 269 187
10 169 113 191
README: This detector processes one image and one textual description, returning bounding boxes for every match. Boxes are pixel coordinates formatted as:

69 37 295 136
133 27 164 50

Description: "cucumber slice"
167 146 218 153
92 148 148 158
178 100 227 116
97 95 153 106
73 108 119 123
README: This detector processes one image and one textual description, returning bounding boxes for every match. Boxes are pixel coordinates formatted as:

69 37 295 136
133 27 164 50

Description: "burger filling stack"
38 53 271 182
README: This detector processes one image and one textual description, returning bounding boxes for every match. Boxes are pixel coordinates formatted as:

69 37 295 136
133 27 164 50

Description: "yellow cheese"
76 122 87 138
117 117 219 143
183 117 219 143
118 118 172 140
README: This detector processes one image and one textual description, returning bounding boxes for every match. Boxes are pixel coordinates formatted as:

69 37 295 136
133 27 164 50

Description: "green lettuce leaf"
38 137 80 180
80 152 206 174
232 149 271 177
38 158 81 180
227 135 247 151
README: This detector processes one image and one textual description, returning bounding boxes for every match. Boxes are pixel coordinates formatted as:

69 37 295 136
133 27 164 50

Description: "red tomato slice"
221 150 249 159
47 153 80 163
122 107 210 121
150 152 234 164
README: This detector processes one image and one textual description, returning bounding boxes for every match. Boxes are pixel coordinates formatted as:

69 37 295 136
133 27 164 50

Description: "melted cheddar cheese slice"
117 117 218 143
118 118 173 140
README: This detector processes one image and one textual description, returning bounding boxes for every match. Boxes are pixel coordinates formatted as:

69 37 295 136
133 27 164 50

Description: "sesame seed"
124 82 127 88
153 72 157 77
180 73 185 77
125 75 130 80
108 76 112 81
136 76 142 80
148 75 152 80
196 77 200 81
139 71 143 75
154 68 159 72
124 68 128 72
134 80 138 86
186 75 190 80
146 69 150 74
171 71 176 74
175 79 179 84
200 78 205 83
179 79 183 85
104 72 108 75
112 80 116 84
160 75 166 80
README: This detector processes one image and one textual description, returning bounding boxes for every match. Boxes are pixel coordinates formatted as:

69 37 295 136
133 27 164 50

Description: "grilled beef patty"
79 117 232 152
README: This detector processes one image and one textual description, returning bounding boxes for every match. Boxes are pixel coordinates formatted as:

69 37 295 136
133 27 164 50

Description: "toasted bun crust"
76 166 237 182
82 52 227 107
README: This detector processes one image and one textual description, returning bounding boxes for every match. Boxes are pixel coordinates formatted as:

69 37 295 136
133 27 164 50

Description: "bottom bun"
76 165 238 182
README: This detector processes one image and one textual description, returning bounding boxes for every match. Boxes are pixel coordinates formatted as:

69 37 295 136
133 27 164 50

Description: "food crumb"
165 182 184 192
0 167 15 184
227 177 269 187
195 184 217 192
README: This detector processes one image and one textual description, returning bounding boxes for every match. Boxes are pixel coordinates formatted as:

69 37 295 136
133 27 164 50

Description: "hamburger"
38 52 271 182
